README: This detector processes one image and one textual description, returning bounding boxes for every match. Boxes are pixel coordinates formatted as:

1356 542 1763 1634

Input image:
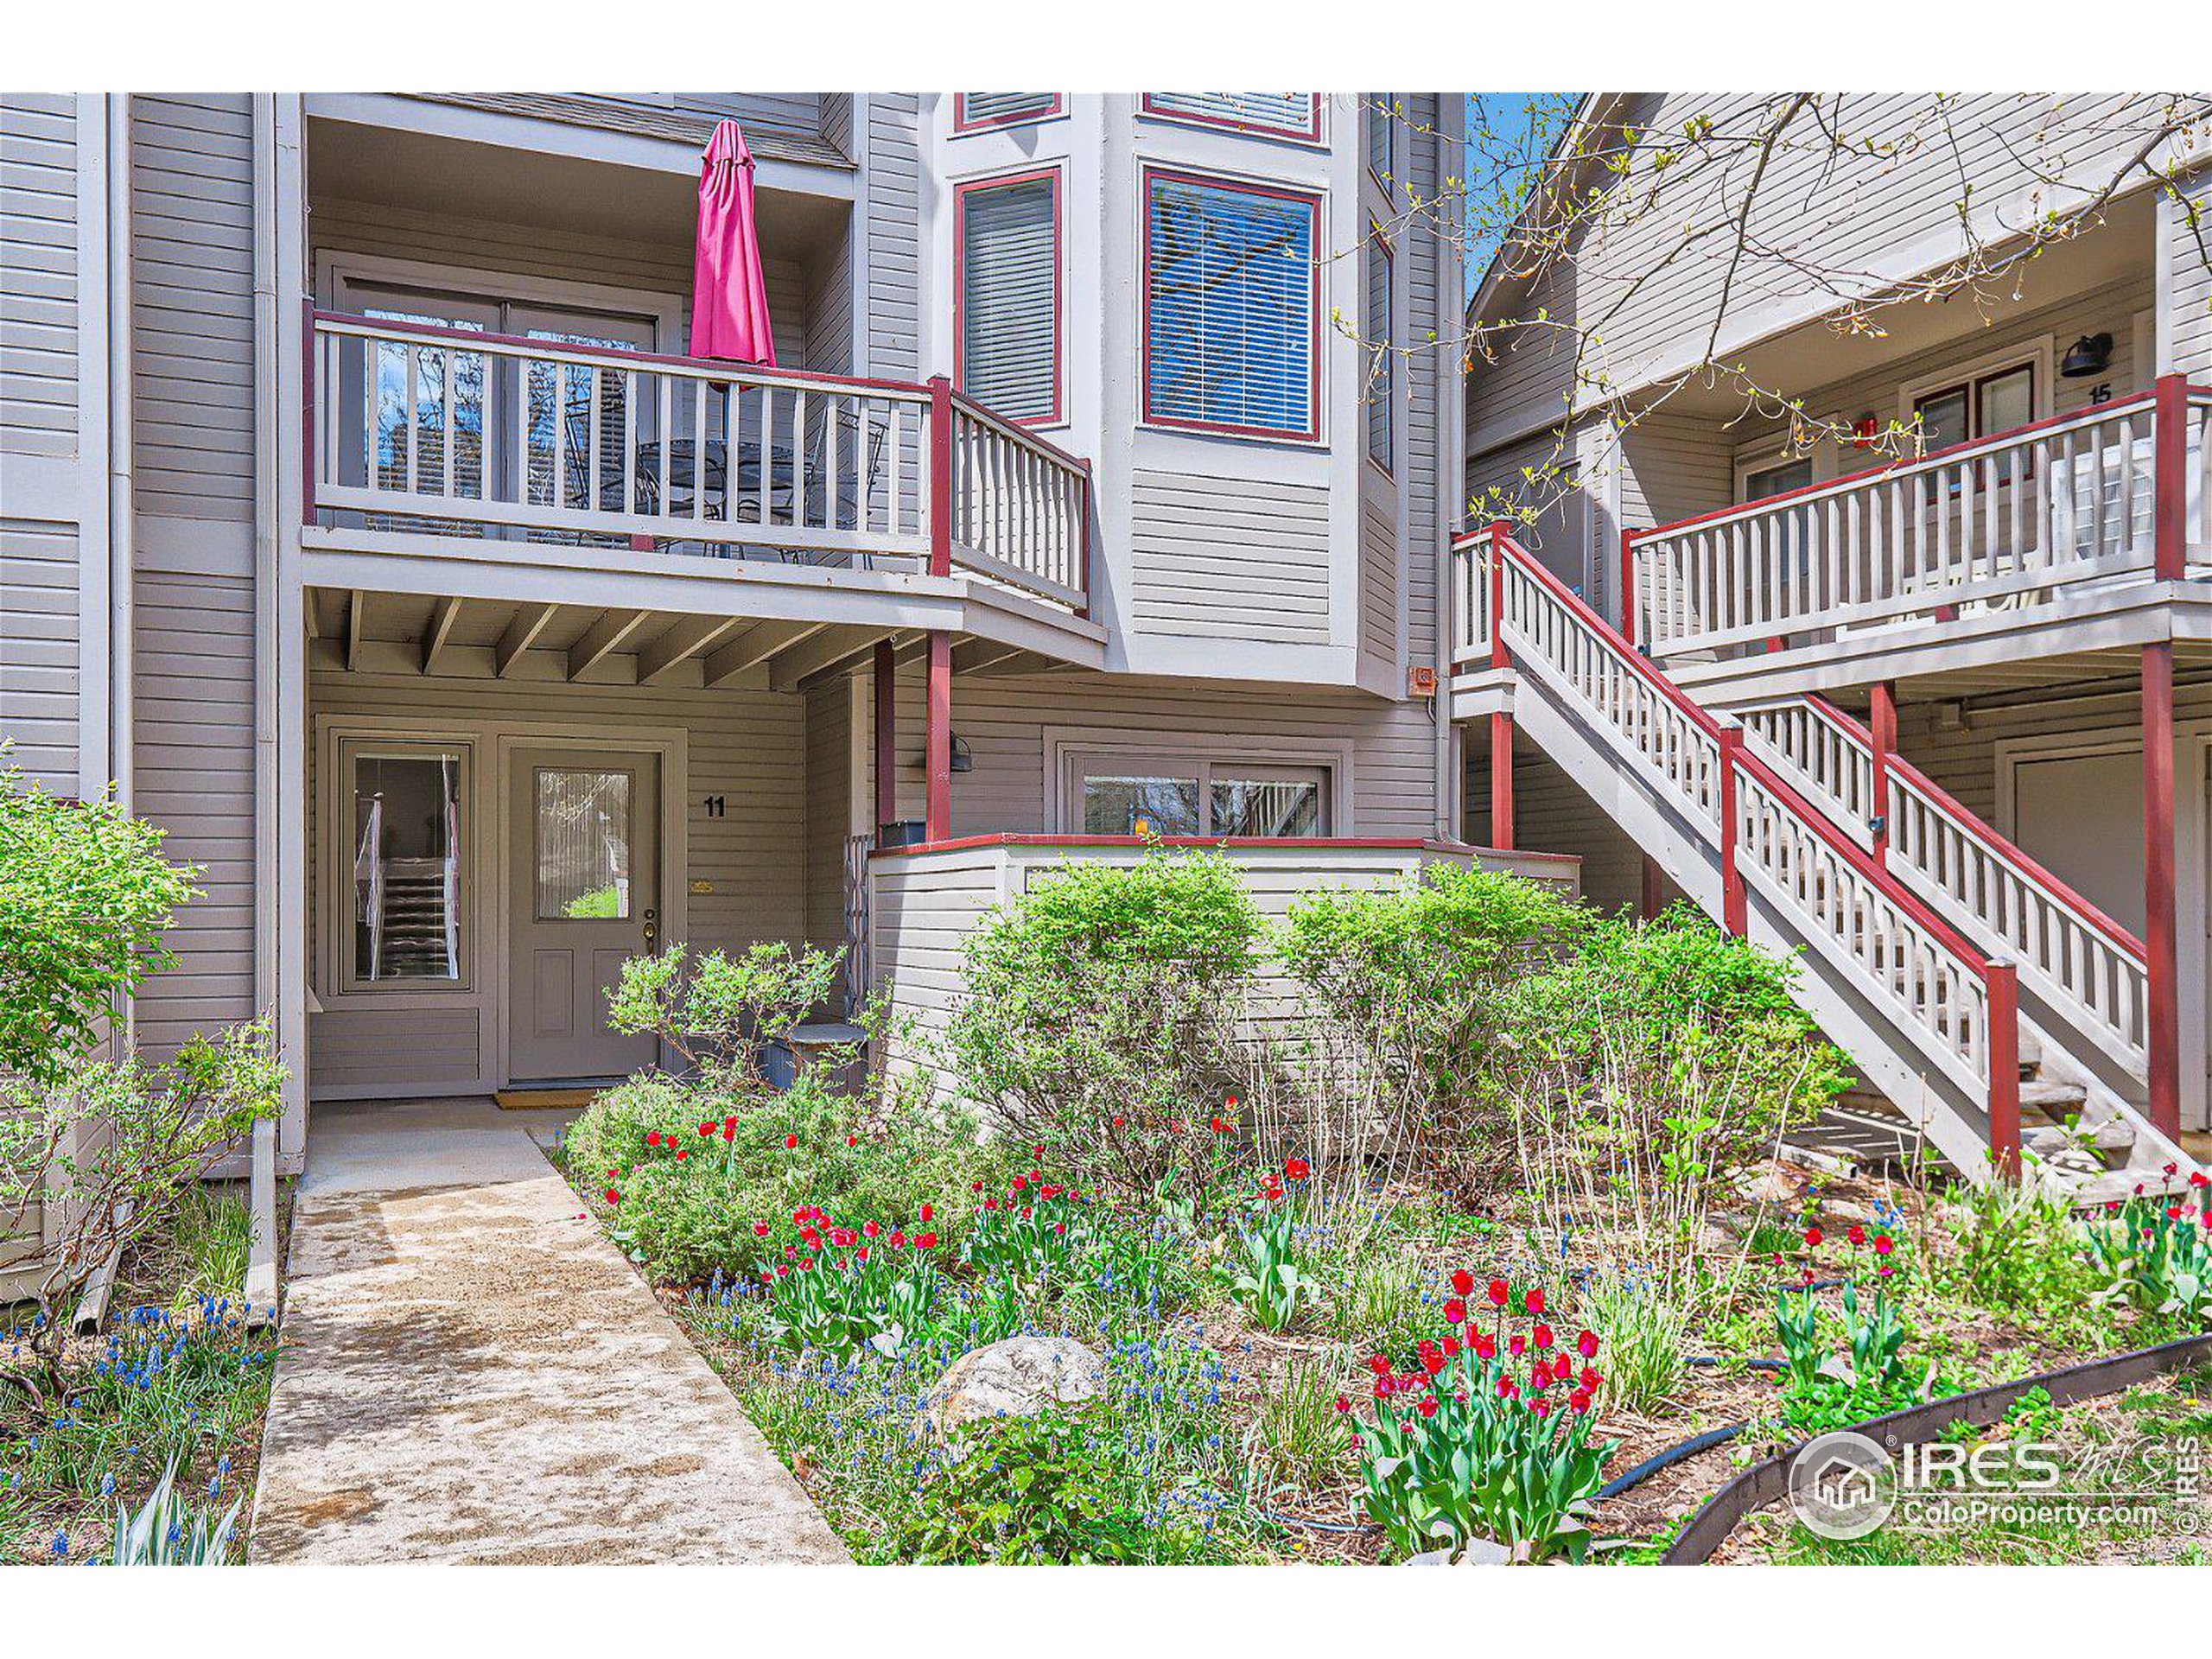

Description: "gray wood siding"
876 667 1440 837
1359 485 1397 661
0 518 80 791
304 667 810 1094
1464 738 1644 916
1402 92 1443 669
1128 469 1332 645
804 677 851 954
2175 167 2212 379
131 94 256 522
131 569 257 1058
865 95 921 380
2 94 79 459
671 93 822 138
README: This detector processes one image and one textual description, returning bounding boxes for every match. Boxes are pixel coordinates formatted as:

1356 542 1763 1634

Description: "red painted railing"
1459 525 2025 1172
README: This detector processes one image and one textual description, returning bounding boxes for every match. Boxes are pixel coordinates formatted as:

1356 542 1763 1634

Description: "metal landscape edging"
1658 1330 2212 1563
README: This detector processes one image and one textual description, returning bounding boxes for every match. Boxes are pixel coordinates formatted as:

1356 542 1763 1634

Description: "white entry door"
508 748 662 1083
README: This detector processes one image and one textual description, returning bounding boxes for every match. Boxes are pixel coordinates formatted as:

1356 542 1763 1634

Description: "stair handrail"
1770 696 2145 962
1465 524 2024 1173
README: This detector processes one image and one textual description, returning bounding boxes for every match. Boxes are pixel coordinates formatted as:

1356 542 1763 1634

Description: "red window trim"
1140 163 1324 445
951 93 1065 134
952 165 1065 429
1365 224 1395 477
1139 93 1325 146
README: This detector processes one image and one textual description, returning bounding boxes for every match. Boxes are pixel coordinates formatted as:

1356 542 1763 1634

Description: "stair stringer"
1508 654 2003 1182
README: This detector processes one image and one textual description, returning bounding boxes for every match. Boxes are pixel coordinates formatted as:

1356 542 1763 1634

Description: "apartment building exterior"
0 92 1471 1174
1459 93 2212 1195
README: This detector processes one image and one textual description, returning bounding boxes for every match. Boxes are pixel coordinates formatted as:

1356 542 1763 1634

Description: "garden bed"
1 1182 289 1564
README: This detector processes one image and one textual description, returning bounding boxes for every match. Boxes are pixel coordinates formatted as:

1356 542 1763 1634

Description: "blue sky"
1462 93 1577 303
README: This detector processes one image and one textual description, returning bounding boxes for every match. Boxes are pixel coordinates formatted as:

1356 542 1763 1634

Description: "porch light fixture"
912 734 975 773
2060 333 2113 378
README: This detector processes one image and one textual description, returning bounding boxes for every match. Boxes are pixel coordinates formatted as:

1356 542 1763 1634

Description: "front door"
508 747 662 1083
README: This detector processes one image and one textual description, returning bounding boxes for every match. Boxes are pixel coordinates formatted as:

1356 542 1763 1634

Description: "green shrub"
1933 1179 2108 1335
607 941 843 1092
946 849 1264 1198
1281 863 1588 1188
562 1073 995 1286
0 764 197 1084
891 1410 1211 1564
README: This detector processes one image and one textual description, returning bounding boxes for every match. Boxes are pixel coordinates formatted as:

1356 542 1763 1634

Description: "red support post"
873 639 898 835
1487 521 1510 671
1488 712 1515 850
928 375 955 578
2143 639 2182 1140
2153 372 2188 582
1618 524 1638 647
1986 960 2023 1182
1639 855 1663 922
925 629 953 844
1868 680 1897 870
1717 721 1746 937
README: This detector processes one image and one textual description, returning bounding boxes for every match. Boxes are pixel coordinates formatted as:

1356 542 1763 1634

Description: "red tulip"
604 1188 621 1205
646 1131 662 1147
1575 1330 1599 1360
1111 1116 1127 1129
675 1148 688 1162
1524 1287 1545 1316
1532 1323 1554 1350
698 1122 715 1138
1569 1389 1592 1414
1334 1395 1351 1414
1443 1297 1467 1324
916 1231 938 1249
1452 1268 1476 1297
919 1203 934 1224
753 1221 771 1237
1554 1353 1573 1382
1210 1116 1229 1135
1847 1224 1866 1247
863 1221 880 1239
723 1117 737 1141
1485 1277 1508 1306
1872 1235 1894 1256
784 1134 798 1150
1509 1335 1526 1358
1803 1226 1822 1248
1417 1396 1440 1419
847 1134 858 1147
1368 1353 1390 1375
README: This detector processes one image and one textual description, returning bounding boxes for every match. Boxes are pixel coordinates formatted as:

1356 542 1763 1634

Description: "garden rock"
925 1334 1103 1439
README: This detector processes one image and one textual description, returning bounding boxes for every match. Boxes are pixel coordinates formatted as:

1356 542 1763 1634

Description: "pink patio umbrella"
690 120 777 365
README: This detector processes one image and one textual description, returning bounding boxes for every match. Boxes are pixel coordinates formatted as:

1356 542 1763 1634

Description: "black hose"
1597 1421 1748 1500
1687 1354 1785 1372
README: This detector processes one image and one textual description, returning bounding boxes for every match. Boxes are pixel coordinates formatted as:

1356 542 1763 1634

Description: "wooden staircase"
1460 526 2196 1200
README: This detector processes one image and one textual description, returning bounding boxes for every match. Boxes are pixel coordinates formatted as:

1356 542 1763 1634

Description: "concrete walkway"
250 1098 849 1563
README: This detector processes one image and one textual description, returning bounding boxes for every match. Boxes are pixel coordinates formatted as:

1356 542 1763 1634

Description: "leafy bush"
0 1021 284 1390
607 941 843 1090
1932 1178 2107 1331
1281 863 1587 1188
0 766 197 1084
946 850 1265 1198
563 1073 993 1286
890 1410 1206 1563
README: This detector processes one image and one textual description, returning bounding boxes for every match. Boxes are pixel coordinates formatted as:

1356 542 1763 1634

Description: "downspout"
246 97 282 1316
105 94 133 823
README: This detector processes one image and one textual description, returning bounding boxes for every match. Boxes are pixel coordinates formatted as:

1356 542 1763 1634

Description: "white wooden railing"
948 393 1090 611
307 310 1091 613
1628 385 2212 662
1740 696 2149 1077
1464 529 2021 1153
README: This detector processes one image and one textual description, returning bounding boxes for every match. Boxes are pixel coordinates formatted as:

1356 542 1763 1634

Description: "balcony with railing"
1617 378 2212 693
302 308 1096 652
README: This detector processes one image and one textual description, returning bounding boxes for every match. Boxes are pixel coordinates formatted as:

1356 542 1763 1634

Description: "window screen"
1144 170 1319 440
957 93 1061 130
958 171 1061 423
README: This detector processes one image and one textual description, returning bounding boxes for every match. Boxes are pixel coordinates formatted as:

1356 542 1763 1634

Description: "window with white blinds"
1143 168 1320 441
955 92 1062 131
1142 93 1323 143
957 170 1062 425
1366 231 1393 470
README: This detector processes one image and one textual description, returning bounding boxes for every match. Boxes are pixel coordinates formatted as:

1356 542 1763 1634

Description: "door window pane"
1977 365 2033 437
1083 774 1200 836
536 769 635 919
1212 776 1324 836
1913 387 1969 454
351 750 464 984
